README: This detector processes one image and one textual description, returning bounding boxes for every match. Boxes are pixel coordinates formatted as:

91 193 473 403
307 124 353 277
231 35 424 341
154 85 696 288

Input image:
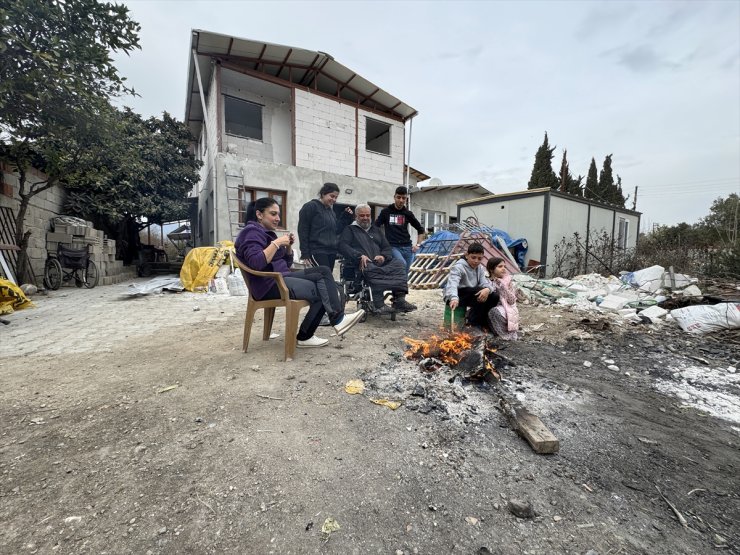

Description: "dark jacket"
235 221 294 300
339 222 408 294
375 204 424 247
297 199 352 259
338 222 393 263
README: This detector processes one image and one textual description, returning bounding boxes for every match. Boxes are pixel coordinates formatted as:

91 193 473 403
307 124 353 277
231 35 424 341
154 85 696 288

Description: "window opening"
239 188 286 226
224 95 263 141
366 118 391 155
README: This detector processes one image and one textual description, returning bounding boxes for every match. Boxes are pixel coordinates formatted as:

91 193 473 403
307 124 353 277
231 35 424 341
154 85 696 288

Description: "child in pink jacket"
486 257 519 340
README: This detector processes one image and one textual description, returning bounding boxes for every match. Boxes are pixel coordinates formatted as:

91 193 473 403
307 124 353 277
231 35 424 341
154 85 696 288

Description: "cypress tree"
528 132 559 190
570 174 584 196
558 150 570 192
599 154 615 203
584 158 599 199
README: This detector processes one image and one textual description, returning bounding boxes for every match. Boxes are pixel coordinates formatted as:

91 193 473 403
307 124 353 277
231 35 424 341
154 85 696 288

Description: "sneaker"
370 305 396 316
333 310 365 336
393 299 417 312
297 335 329 348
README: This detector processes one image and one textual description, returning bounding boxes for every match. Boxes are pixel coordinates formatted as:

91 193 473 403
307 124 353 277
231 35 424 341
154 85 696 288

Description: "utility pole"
632 186 638 211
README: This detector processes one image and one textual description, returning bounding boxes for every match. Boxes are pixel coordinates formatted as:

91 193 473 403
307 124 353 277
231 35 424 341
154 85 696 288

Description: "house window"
421 210 445 234
366 118 391 155
617 217 629 249
224 95 263 141
239 188 286 227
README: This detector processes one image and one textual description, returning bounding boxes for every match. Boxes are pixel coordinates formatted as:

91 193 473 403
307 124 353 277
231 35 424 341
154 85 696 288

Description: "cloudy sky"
113 0 739 230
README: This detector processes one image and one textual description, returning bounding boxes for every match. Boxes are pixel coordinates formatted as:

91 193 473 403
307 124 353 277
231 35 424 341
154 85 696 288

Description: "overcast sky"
113 0 739 230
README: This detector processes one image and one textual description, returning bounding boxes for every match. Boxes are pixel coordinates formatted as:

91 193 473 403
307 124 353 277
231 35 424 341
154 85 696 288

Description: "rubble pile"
515 265 739 334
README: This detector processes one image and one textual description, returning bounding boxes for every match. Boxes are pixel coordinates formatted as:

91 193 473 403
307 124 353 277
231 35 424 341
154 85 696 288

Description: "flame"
403 332 474 365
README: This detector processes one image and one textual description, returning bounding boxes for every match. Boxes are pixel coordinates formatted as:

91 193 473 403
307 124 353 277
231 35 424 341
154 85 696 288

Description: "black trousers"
310 253 337 272
452 286 500 329
263 267 343 341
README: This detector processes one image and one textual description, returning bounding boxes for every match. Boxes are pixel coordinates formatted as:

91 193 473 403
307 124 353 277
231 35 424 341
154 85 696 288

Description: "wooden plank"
514 408 560 454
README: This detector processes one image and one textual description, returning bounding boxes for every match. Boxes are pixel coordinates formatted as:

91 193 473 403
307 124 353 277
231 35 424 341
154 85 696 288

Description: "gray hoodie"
444 259 495 302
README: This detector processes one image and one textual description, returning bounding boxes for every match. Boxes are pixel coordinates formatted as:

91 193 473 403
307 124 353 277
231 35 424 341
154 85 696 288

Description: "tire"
44 258 63 290
84 260 99 288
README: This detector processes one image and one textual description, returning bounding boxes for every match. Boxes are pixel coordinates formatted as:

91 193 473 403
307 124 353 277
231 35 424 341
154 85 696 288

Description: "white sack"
671 303 740 335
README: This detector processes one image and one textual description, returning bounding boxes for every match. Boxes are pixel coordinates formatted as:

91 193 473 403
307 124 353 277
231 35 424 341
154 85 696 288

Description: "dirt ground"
1 280 738 554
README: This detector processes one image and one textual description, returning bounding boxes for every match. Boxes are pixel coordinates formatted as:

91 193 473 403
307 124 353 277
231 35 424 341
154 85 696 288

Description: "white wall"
546 196 590 273
459 195 545 265
410 189 486 227
294 90 355 176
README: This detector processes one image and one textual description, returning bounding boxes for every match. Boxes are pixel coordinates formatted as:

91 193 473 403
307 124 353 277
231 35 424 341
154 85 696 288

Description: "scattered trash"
320 517 341 539
344 379 365 395
157 385 179 394
369 398 401 410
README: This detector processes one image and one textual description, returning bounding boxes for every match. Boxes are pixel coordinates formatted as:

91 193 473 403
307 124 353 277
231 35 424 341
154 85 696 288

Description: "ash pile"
362 331 516 424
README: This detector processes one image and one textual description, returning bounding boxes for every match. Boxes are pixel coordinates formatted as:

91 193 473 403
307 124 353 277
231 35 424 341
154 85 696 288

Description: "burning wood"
403 332 501 382
403 331 558 454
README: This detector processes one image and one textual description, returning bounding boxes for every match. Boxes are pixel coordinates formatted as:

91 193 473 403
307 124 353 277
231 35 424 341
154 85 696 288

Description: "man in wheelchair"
338 204 416 315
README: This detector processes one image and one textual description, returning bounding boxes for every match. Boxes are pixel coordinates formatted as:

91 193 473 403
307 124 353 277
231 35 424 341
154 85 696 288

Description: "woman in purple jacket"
235 198 364 348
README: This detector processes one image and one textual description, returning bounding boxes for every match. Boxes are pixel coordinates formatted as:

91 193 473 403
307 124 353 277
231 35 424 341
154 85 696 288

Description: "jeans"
391 245 414 274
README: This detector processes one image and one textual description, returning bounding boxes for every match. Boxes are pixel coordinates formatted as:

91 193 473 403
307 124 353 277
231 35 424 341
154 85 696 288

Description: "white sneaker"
333 310 365 337
297 335 329 348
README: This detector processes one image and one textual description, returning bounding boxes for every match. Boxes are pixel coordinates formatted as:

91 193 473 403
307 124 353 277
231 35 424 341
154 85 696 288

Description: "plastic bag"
226 271 247 296
671 303 740 335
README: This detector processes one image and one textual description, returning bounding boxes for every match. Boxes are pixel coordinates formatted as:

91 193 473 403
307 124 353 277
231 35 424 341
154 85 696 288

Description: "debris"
320 517 341 539
655 485 688 528
157 385 179 394
465 516 479 525
508 498 535 519
64 516 82 524
607 365 620 372
671 303 740 335
687 488 707 496
344 379 365 395
639 305 668 323
553 515 562 522
250 365 260 372
256 394 284 401
369 398 401 410
637 437 658 445
583 361 593 368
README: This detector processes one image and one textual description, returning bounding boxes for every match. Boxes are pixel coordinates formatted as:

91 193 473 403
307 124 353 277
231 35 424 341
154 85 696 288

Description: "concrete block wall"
1 164 66 283
294 90 356 176
356 110 404 184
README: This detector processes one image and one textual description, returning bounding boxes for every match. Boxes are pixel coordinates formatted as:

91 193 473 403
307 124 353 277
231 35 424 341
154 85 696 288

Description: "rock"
193 306 200 312
21 283 38 296
728 366 737 374
603 358 615 365
553 515 562 522
411 383 426 397
583 361 592 368
508 498 534 519
134 445 147 456
607 365 620 372
158 527 167 535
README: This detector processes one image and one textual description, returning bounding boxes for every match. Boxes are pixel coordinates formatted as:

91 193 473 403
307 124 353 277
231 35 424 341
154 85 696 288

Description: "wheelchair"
338 257 396 322
43 244 99 290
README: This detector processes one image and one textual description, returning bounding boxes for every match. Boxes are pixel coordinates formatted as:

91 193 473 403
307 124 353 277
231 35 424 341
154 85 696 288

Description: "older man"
338 204 416 313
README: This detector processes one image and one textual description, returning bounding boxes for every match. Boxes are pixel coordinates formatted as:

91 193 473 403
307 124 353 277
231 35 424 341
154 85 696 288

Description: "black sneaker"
393 299 417 312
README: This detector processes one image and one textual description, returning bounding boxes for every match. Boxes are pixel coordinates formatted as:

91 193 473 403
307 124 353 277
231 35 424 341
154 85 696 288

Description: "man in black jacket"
375 186 426 273
339 204 416 313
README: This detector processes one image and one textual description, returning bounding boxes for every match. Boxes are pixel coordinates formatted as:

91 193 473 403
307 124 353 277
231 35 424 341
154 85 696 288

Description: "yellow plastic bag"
179 241 234 292
0 279 34 314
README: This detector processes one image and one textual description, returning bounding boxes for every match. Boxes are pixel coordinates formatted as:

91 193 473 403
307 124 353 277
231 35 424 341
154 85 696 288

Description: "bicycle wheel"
84 259 99 288
44 258 63 290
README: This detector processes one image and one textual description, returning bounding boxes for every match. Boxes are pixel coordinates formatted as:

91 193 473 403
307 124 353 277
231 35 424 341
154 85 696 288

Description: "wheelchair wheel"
44 258 63 290
84 260 99 288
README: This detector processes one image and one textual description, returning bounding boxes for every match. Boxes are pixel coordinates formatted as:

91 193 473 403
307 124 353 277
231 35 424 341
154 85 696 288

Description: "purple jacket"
235 221 294 300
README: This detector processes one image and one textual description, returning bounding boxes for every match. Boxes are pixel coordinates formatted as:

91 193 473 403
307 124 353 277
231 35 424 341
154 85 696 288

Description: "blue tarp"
419 227 528 269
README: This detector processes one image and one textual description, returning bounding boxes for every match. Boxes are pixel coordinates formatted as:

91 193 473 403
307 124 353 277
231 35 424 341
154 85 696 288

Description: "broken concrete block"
598 294 629 312
639 305 668 322
678 285 702 297
618 308 637 318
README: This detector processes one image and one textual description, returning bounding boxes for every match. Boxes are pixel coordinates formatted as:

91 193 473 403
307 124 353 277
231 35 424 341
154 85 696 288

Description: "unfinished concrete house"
458 188 641 276
184 30 417 253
